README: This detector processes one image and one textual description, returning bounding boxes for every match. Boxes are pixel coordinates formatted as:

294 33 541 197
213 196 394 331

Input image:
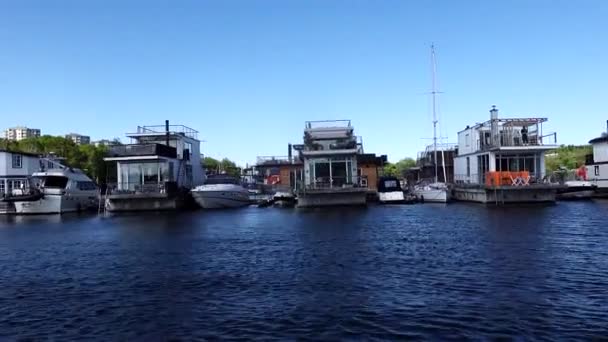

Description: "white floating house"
452 106 560 204
585 127 608 197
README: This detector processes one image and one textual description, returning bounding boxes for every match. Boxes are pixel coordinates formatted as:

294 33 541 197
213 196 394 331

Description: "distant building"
65 133 91 145
4 127 41 141
93 139 116 147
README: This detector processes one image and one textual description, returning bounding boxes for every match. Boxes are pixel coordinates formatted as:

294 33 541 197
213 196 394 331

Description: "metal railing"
454 172 546 187
305 120 351 129
127 125 198 139
304 176 368 190
478 132 557 150
107 181 178 195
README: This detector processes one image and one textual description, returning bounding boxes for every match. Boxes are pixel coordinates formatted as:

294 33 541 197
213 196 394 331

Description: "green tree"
202 157 241 177
545 145 591 172
383 157 417 178
202 157 220 172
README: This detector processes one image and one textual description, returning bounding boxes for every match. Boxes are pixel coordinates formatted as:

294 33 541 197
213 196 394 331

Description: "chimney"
165 120 170 146
490 105 499 146
288 143 293 162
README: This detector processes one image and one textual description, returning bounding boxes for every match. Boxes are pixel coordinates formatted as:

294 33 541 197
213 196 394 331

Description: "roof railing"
126 124 199 139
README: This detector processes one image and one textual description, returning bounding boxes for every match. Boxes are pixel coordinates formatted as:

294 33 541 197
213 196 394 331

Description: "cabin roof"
589 135 608 144
0 149 39 157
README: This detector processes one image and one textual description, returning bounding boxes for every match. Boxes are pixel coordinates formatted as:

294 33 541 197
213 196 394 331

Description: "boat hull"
13 194 97 214
192 191 251 209
378 191 406 204
413 188 449 203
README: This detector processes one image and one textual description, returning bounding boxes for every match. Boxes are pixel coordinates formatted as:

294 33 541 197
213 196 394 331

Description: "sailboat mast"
431 44 438 183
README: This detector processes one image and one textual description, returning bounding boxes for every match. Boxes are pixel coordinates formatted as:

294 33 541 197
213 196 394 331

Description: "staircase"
0 201 16 214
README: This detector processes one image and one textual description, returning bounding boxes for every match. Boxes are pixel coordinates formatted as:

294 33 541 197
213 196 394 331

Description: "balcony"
106 144 177 159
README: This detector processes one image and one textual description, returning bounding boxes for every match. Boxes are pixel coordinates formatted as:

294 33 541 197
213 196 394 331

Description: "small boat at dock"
377 176 406 204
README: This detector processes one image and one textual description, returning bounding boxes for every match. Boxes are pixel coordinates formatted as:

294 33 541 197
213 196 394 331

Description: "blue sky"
1 0 606 165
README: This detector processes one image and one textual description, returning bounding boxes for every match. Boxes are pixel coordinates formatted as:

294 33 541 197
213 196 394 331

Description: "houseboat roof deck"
305 120 351 129
460 117 548 133
126 124 199 140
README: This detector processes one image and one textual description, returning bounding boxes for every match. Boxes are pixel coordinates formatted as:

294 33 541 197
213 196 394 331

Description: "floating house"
408 143 457 185
103 121 204 212
453 106 560 204
295 120 375 207
585 124 608 197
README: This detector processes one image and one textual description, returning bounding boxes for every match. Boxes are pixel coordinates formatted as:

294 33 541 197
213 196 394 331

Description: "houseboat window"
44 176 69 188
0 180 5 195
159 162 172 182
12 154 22 168
497 155 536 173
332 160 348 186
465 134 470 147
314 161 330 184
595 165 600 176
142 163 159 185
77 181 97 190
466 157 470 177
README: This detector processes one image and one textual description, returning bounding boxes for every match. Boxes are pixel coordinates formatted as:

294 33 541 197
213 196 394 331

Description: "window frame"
12 154 23 169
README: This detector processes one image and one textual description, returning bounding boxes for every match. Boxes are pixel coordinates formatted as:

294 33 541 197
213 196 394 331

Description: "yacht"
6 168 98 214
377 176 406 204
191 175 251 209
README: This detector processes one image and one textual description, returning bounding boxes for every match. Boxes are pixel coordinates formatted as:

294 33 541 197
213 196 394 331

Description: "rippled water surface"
1 202 608 340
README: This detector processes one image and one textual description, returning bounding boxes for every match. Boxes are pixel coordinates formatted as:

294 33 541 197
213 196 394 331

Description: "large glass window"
496 155 536 174
118 161 169 191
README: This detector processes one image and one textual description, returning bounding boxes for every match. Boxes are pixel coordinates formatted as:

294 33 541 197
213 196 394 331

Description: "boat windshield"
43 176 69 189
204 177 240 185
378 178 402 192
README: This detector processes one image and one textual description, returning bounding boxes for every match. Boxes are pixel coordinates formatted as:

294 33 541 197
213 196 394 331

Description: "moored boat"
377 176 406 204
191 175 250 209
9 168 98 214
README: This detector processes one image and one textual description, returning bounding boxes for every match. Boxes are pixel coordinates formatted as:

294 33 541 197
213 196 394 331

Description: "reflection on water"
1 202 607 339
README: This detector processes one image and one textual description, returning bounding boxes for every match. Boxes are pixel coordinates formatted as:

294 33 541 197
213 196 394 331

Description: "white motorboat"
191 175 250 209
413 182 450 203
8 168 99 214
377 177 406 204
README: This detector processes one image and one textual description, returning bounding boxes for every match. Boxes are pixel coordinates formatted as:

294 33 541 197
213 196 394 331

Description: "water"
1 202 608 340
